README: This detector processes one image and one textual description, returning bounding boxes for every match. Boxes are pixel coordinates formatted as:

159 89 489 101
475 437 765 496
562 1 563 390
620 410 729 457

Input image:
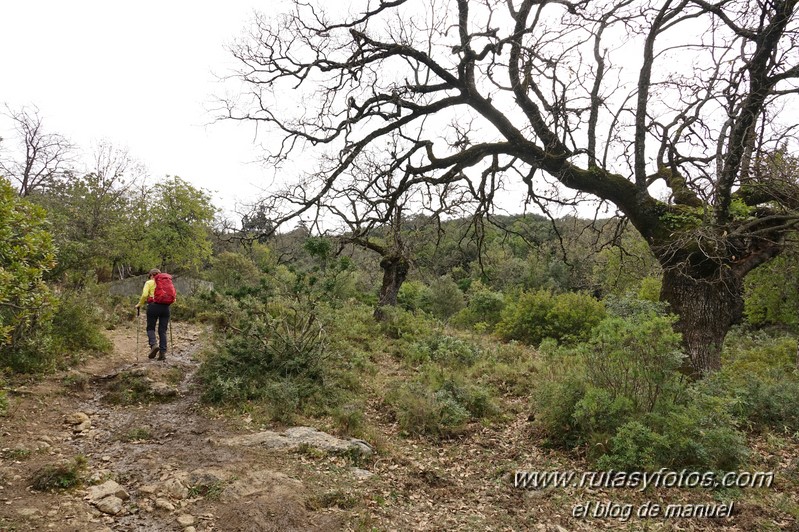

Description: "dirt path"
0 323 344 532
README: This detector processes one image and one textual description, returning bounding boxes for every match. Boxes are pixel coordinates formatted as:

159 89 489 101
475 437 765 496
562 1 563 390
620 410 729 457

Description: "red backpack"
151 273 177 305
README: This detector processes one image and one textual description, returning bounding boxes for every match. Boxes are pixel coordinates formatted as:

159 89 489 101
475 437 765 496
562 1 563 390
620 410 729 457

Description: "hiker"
135 268 176 361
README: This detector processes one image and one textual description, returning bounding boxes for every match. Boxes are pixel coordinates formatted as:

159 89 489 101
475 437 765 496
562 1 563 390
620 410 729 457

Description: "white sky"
0 1 281 219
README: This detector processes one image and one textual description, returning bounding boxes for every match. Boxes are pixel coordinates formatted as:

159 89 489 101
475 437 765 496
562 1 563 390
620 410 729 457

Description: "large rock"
155 498 176 512
216 426 373 456
88 480 130 502
161 478 188 500
177 514 196 526
66 412 89 425
95 496 124 515
150 382 178 398
224 469 303 499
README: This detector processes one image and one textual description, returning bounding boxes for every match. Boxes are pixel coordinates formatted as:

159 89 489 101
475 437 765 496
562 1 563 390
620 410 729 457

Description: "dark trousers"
146 303 170 353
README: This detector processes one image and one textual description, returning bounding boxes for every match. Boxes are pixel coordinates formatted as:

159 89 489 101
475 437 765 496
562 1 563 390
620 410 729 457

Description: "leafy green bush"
208 251 261 294
583 314 685 412
388 363 498 438
388 381 470 438
603 294 669 319
698 328 799 433
532 370 587 448
50 293 112 357
532 311 749 471
2 324 56 373
744 254 799 327
452 280 505 331
0 181 56 338
408 333 482 367
496 290 605 346
423 276 465 320
397 280 430 312
597 399 747 471
200 297 349 422
169 293 209 322
699 369 799 434
733 377 799 433
721 328 796 377
377 305 434 341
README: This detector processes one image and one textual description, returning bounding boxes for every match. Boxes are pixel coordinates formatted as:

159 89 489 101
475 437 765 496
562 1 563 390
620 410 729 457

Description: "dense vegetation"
1 152 798 471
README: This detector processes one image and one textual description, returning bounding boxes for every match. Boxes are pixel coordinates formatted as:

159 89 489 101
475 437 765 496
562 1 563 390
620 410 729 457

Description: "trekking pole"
169 319 174 356
136 307 140 362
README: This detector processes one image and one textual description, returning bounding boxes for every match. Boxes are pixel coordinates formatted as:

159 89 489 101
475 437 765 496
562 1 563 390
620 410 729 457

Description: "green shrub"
397 280 430 312
50 293 112 356
1 289 112 374
532 371 587 448
572 387 635 439
388 365 497 439
208 251 261 294
531 312 749 471
2 321 57 374
332 402 365 436
602 294 669 319
595 421 667 470
423 276 465 320
0 178 56 354
496 290 605 346
741 378 799 432
377 305 434 341
408 334 481 367
437 377 496 419
452 280 505 331
637 276 662 302
721 329 796 378
168 293 208 322
744 254 799 327
583 314 685 412
389 381 470 438
712 374 799 433
596 400 748 472
199 296 350 422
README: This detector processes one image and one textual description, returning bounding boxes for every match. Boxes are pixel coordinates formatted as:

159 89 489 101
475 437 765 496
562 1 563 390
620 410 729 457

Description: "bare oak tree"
223 0 799 376
0 105 73 196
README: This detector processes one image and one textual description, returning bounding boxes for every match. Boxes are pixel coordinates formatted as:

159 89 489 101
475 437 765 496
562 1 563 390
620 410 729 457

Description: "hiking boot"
157 351 166 361
148 345 160 359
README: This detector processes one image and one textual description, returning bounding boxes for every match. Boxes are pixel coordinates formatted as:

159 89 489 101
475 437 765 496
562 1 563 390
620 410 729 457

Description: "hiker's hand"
135 304 140 310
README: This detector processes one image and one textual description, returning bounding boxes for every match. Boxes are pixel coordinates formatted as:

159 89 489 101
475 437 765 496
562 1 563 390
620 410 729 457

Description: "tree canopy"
0 177 55 349
223 0 799 375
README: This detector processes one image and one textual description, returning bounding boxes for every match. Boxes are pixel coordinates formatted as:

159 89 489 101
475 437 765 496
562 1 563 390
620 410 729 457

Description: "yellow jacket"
138 279 156 307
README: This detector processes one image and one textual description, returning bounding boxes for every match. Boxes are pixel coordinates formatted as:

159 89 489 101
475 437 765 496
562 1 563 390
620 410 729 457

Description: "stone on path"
95 496 123 515
87 480 129 502
216 426 372 456
155 498 176 512
177 514 196 526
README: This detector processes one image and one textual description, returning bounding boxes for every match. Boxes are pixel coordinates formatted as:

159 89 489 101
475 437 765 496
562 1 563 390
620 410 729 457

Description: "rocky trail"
0 324 365 532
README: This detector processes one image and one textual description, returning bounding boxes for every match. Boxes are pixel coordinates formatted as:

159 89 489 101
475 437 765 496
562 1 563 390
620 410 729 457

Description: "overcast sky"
0 1 282 218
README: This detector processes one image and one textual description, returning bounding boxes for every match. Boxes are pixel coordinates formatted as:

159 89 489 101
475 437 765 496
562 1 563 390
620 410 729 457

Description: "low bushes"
496 289 605 346
199 298 350 422
1 291 112 374
532 307 749 470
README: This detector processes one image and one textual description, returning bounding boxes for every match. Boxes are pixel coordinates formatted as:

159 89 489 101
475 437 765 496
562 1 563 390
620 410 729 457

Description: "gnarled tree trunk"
373 255 409 321
660 267 744 377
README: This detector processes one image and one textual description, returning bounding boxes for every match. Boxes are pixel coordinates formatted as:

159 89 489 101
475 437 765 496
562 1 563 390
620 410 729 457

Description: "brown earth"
0 322 797 531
